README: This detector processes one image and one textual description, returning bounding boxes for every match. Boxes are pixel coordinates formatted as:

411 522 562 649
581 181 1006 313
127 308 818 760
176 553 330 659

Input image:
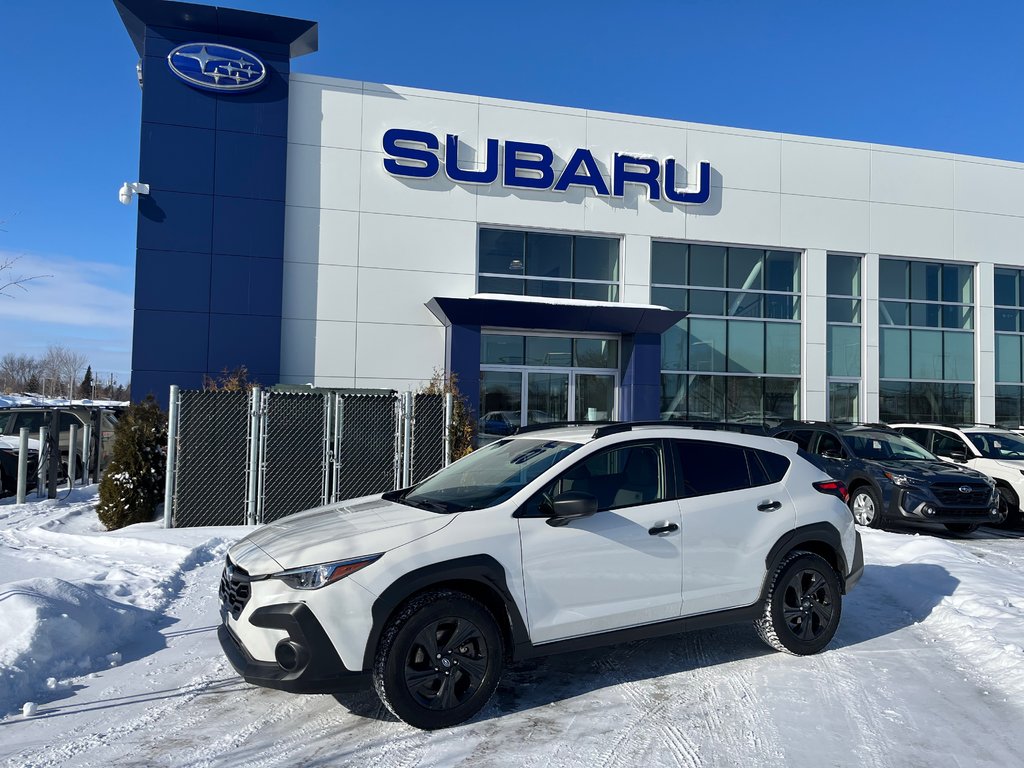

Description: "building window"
994 267 1024 426
827 253 863 421
478 229 620 302
878 258 975 423
653 242 801 422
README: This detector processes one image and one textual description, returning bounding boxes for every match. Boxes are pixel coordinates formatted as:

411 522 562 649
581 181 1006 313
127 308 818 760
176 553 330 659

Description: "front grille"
930 482 992 507
219 558 251 620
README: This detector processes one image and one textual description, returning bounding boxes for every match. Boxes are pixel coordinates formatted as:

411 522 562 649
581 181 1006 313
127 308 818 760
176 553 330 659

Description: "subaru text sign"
382 128 711 205
167 43 267 93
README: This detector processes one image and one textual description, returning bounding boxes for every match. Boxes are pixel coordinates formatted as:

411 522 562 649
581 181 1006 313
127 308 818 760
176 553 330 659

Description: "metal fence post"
37 426 48 499
444 392 453 467
68 424 79 487
163 385 180 528
16 427 28 504
245 386 262 526
256 389 269 525
402 391 413 487
81 424 92 485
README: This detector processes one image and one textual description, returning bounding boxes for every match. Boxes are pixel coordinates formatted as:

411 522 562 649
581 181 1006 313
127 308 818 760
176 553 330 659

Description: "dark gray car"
771 422 1003 535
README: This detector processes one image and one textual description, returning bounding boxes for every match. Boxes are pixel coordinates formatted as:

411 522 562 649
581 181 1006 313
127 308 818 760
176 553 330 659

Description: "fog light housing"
923 505 936 517
274 640 308 672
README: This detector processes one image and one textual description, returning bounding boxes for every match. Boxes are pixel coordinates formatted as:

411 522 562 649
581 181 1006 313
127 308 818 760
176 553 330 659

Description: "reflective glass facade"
878 258 974 423
995 267 1024 426
478 229 620 302
653 242 801 422
827 254 862 420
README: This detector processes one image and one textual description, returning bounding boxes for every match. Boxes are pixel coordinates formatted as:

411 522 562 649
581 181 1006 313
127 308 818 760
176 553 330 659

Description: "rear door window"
672 440 752 497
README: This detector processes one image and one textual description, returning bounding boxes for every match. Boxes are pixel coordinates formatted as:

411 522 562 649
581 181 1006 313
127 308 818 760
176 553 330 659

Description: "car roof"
507 422 798 452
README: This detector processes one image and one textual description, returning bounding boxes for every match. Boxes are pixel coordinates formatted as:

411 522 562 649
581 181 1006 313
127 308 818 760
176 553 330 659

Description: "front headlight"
271 553 383 590
884 471 919 488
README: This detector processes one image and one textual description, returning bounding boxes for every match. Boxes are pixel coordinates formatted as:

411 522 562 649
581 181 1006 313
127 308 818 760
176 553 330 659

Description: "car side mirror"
545 491 599 527
945 449 969 462
820 449 845 460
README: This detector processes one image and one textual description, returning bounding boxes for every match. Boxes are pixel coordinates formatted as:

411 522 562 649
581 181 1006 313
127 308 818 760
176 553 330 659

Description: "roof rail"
513 420 616 435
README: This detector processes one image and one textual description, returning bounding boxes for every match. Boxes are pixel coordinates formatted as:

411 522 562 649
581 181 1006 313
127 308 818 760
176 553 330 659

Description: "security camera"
118 182 150 206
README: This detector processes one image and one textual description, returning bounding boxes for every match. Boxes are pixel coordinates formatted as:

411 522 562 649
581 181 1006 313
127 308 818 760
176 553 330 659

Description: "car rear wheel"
850 486 882 528
373 590 504 730
756 551 842 656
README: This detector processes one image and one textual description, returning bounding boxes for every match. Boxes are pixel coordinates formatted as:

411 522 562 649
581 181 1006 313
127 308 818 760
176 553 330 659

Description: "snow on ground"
0 396 129 408
0 492 1023 767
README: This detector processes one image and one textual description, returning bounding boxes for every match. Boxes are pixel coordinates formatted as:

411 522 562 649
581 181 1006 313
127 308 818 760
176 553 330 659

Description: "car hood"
0 435 40 451
868 459 990 482
227 495 455 574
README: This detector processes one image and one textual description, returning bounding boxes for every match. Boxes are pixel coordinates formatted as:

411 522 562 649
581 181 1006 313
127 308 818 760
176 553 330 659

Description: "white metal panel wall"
281 72 1024 406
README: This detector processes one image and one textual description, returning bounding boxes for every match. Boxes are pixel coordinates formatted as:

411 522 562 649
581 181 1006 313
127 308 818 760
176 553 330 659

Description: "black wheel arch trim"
762 522 858 596
362 554 530 671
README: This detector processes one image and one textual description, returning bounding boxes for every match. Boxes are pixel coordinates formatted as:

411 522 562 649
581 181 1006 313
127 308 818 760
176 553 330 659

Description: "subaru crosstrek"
771 422 1002 534
219 422 863 729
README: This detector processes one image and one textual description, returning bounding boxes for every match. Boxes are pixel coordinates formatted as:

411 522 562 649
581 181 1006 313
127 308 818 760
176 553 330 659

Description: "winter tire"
943 523 978 535
996 486 1024 529
373 590 504 730
756 551 842 656
850 485 882 528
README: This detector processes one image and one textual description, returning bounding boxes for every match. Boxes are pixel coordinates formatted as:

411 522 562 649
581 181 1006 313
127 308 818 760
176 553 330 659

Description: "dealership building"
117 0 1024 433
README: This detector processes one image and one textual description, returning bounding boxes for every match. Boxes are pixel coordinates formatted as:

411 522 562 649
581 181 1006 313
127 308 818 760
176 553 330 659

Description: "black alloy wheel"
374 590 504 729
756 551 842 655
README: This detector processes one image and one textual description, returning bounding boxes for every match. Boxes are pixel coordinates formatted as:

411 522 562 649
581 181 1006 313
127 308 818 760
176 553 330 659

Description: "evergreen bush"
97 396 168 531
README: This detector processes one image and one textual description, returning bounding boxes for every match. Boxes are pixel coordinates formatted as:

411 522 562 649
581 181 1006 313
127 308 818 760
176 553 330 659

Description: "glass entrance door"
575 373 615 422
527 372 569 426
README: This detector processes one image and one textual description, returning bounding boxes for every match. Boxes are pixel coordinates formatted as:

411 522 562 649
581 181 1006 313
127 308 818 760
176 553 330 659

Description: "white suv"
891 423 1024 528
219 423 862 729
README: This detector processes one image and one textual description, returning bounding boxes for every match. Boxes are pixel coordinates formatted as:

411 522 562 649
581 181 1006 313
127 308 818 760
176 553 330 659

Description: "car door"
810 431 851 481
672 438 797 616
517 439 683 643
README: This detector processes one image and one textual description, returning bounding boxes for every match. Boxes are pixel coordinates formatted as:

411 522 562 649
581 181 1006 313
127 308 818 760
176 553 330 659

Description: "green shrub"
97 397 168 530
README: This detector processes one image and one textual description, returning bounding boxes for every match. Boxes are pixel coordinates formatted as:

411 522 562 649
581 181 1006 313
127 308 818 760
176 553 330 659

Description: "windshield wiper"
402 497 451 514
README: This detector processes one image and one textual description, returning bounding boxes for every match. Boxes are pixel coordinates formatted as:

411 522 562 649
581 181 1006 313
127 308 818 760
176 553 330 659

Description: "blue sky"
1 0 1023 383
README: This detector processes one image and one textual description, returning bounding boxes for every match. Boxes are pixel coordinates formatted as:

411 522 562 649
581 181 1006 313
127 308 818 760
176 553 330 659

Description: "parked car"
0 434 40 497
891 423 1024 528
0 406 121 477
219 422 862 729
770 421 1003 534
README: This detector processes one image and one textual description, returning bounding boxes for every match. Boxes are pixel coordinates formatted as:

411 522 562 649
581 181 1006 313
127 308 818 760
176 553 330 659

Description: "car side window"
59 413 82 431
776 430 813 451
813 432 844 458
522 441 665 515
932 431 968 456
899 427 930 449
756 449 790 483
672 440 753 497
14 412 45 432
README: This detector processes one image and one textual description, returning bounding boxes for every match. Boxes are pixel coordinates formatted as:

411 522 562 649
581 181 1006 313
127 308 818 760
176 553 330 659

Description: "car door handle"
648 522 679 536
757 500 782 512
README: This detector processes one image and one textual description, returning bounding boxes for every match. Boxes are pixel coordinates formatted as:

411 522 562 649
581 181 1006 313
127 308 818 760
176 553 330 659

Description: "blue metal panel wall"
130 22 291 404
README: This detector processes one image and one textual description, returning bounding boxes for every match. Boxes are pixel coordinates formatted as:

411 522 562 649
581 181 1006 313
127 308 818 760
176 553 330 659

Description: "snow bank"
863 529 1024 697
0 577 147 715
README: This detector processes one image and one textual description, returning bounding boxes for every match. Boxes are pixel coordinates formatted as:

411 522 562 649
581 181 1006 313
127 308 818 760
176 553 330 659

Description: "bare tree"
40 345 89 399
0 352 41 392
0 216 50 297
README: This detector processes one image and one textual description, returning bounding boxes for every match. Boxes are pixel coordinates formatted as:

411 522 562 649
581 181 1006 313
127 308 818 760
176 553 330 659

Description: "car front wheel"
373 590 504 730
755 551 842 656
850 486 882 528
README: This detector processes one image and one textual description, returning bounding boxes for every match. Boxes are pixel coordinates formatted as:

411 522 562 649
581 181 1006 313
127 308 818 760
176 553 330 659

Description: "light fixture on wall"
118 182 150 205
509 258 523 271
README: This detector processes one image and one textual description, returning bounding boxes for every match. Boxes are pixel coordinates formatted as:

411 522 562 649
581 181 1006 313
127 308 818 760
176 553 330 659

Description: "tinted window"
776 430 814 451
898 428 931 448
673 440 751 497
756 449 790 483
746 450 770 486
932 431 969 456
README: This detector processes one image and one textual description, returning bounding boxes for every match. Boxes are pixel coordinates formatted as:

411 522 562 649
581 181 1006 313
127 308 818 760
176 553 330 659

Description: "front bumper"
889 487 1005 526
219 603 370 694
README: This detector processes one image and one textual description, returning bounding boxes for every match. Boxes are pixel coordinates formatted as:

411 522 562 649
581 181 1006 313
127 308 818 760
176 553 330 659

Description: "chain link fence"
165 387 453 527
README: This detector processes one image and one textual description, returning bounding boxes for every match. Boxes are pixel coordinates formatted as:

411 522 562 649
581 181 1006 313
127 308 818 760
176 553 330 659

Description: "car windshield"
966 431 1024 460
843 430 937 461
388 438 582 513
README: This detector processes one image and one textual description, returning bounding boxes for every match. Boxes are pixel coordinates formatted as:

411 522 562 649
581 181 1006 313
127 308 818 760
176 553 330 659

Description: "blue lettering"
445 135 499 184
612 154 661 200
664 159 711 204
554 148 610 196
503 140 555 189
382 128 440 178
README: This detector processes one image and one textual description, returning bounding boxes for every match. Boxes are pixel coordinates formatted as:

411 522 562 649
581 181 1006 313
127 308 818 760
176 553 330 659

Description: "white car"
891 423 1024 528
219 423 863 729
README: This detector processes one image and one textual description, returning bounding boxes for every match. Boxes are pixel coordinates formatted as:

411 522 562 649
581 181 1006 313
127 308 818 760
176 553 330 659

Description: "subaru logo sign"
959 485 972 494
167 43 266 93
